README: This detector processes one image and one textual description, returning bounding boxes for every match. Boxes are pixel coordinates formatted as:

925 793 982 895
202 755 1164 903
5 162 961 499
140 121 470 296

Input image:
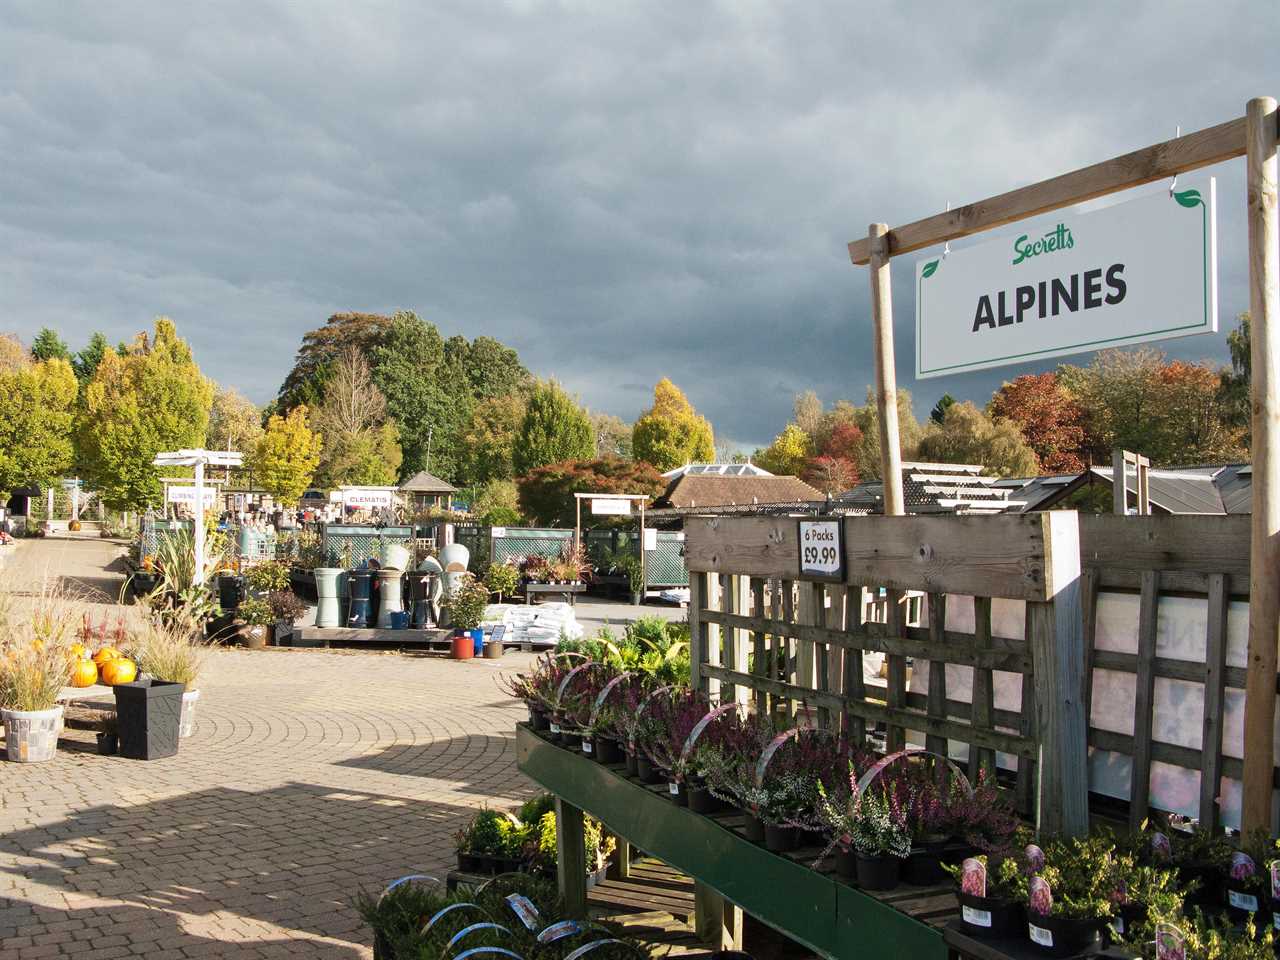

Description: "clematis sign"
914 177 1217 378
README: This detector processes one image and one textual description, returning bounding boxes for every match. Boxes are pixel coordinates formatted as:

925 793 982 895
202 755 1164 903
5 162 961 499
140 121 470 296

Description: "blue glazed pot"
470 627 484 655
347 570 372 628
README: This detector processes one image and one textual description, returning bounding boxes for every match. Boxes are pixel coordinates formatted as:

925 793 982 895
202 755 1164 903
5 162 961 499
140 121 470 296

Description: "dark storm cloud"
2 1 1278 449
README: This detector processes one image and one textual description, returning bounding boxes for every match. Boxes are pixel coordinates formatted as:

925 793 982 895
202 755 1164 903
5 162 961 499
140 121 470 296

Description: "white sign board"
166 485 217 508
914 178 1217 378
798 520 844 581
590 497 632 516
643 527 658 551
341 488 394 509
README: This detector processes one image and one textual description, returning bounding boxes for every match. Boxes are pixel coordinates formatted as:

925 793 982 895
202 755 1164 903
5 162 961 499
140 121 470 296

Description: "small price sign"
798 520 844 581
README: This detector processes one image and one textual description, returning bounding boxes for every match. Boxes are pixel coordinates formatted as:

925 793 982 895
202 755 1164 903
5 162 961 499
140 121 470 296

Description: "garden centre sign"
166 485 217 508
340 487 395 509
913 177 1218 378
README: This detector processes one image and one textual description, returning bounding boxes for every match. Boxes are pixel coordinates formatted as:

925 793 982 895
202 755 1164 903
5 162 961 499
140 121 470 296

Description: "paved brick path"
0 538 536 959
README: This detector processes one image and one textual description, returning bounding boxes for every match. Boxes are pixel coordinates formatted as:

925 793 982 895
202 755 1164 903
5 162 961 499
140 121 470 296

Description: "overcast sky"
3 2 1278 450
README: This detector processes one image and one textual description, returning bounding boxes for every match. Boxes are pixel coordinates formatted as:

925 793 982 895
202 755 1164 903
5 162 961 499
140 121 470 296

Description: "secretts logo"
1012 223 1074 265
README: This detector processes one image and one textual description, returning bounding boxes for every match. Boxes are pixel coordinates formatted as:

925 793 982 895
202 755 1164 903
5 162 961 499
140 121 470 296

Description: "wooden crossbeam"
848 115 1271 264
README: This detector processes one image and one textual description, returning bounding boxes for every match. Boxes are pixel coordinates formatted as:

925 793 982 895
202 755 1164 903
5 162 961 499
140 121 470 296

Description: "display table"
525 583 586 605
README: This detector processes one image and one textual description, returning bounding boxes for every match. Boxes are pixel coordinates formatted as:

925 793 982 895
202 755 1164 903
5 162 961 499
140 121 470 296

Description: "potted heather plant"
639 689 714 805
1222 831 1277 923
848 787 911 890
1170 818 1232 909
944 853 1027 938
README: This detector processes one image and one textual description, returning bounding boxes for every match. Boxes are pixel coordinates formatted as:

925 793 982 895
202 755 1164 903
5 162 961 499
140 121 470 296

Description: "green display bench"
516 724 948 960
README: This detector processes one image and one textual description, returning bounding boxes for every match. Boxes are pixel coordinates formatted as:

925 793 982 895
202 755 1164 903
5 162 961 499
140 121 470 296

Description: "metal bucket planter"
313 568 343 628
114 679 184 760
346 570 372 627
179 688 200 738
2 706 63 762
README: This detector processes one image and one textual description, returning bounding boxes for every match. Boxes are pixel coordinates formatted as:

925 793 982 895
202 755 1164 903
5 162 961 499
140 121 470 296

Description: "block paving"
0 538 537 959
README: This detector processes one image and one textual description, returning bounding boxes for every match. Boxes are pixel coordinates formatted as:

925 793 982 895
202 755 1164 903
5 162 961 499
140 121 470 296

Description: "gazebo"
399 470 457 512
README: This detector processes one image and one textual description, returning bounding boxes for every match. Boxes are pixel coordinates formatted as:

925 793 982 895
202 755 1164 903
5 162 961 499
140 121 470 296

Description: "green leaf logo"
1173 188 1203 209
921 259 939 279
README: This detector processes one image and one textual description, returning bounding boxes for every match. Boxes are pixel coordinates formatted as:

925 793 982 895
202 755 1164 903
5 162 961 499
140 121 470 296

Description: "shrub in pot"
943 853 1027 938
445 574 489 657
455 808 529 874
1021 836 1119 957
1170 820 1233 909
244 559 291 598
131 613 208 739
483 562 519 603
236 598 274 649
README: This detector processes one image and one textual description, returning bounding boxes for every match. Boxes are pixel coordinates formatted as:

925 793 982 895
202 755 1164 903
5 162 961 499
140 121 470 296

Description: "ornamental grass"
131 611 207 688
0 576 81 712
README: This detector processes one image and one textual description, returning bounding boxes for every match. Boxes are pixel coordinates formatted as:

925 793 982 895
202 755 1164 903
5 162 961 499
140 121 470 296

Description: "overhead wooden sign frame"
848 97 1279 835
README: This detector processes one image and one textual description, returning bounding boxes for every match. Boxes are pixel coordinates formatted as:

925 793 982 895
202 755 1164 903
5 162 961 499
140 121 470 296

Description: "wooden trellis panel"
685 512 1087 836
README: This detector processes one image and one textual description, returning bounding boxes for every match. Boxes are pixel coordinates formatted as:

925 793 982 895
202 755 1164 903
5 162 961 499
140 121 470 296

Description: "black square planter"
114 679 185 760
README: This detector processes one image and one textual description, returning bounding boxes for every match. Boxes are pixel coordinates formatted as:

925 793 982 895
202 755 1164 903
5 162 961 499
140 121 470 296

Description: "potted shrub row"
454 794 614 887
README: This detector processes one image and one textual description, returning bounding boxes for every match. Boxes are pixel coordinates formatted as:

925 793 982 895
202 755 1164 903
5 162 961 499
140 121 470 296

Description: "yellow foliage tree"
754 424 811 476
249 406 323 501
631 378 715 470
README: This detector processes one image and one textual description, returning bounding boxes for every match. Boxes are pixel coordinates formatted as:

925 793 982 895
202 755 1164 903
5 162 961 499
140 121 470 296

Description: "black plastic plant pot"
763 824 798 853
373 932 391 960
592 736 622 765
1179 863 1218 907
114 679 184 760
561 731 582 751
636 756 664 784
1025 914 1102 958
217 574 243 611
958 891 1022 939
529 706 549 731
1225 886 1266 922
1108 902 1148 943
667 781 688 806
904 847 947 886
96 732 118 756
625 750 639 777
835 848 857 878
743 813 766 844
687 783 721 814
855 853 901 891
458 851 481 872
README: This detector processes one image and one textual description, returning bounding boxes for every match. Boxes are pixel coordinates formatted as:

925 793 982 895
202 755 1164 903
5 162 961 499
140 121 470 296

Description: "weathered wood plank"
969 596 996 782
720 573 736 705
699 610 1030 673
1079 515 1251 583
1199 573 1229 829
848 115 1253 264
1129 570 1161 830
1016 606 1036 818
844 584 867 745
689 573 707 695
700 665 1037 757
1089 727 1280 788
683 515 1054 600
885 588 907 753
1081 568 1099 739
1090 649 1280 694
751 578 767 719
816 584 832 730
925 593 948 757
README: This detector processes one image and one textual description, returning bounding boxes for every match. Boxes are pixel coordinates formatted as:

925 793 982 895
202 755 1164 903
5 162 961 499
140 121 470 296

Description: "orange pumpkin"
100 658 137 686
92 646 121 665
71 659 98 688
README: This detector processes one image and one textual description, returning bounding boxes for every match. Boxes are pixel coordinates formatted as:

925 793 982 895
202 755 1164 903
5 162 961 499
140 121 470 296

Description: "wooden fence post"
689 571 707 695
1243 94 1280 836
1028 511 1088 837
868 222 905 515
554 796 587 917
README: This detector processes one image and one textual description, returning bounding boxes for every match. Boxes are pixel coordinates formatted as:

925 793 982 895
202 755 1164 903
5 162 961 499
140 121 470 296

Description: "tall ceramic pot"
347 570 373 627
376 568 404 628
381 542 411 572
313 567 343 628
2 706 63 762
180 688 200 738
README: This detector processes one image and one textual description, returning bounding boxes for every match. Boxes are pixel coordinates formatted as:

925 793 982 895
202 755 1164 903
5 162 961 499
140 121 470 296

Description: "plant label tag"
537 920 583 943
549 723 560 734
1271 860 1280 899
1111 916 1125 936
961 906 992 928
1151 831 1172 862
1156 923 1186 960
1024 844 1045 873
960 858 987 898
504 893 541 931
1228 890 1259 913
1028 924 1053 948
582 740 592 754
668 782 680 796
1274 913 1280 932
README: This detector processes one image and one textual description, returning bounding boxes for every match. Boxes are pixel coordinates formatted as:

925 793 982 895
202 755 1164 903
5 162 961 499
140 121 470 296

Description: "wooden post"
554 796 588 917
868 222 905 515
607 832 631 880
689 571 706 694
1112 449 1128 515
1028 511 1088 837
1243 95 1280 836
694 882 743 951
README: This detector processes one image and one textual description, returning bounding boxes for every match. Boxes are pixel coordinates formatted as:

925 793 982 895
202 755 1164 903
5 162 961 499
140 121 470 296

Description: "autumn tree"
248 405 322 501
517 457 666 527
802 421 863 494
77 318 213 509
512 381 595 476
457 392 528 486
471 479 522 526
988 373 1085 473
1220 312 1251 445
916 401 1039 477
206 385 263 455
754 424 811 476
591 412 633 460
793 390 823 437
850 388 923 480
0 334 28 374
276 312 395 411
0 358 78 498
631 378 715 470
313 346 402 487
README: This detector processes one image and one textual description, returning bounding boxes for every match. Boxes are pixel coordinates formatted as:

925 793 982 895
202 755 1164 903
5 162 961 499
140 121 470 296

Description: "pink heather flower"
1029 877 1053 918
1230 852 1256 882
